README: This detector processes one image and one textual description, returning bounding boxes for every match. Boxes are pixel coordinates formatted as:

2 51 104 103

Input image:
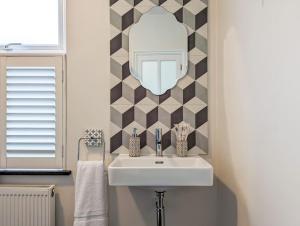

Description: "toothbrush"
132 128 137 137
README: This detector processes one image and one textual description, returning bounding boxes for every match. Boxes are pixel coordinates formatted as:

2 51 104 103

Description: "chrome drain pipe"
155 191 166 226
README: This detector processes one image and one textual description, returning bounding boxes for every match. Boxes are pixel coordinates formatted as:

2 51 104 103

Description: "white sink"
108 154 213 187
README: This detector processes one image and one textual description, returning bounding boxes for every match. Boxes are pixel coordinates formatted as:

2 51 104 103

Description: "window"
137 52 181 94
0 57 64 169
0 0 65 53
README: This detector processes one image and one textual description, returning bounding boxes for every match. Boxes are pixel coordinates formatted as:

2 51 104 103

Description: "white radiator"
0 185 55 226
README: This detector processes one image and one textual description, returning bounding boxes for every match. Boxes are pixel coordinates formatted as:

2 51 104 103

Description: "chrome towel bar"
77 130 105 163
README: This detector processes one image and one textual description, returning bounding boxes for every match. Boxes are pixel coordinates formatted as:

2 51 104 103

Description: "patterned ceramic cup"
129 137 141 157
176 140 188 157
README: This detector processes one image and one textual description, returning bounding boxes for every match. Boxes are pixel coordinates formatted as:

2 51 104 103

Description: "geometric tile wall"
110 0 208 154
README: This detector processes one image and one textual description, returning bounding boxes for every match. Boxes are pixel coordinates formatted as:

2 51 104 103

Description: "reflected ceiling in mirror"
129 6 188 95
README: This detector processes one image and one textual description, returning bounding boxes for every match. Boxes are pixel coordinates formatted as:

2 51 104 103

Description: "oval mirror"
129 6 188 95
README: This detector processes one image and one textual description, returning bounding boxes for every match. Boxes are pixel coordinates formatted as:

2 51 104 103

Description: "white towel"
74 161 107 226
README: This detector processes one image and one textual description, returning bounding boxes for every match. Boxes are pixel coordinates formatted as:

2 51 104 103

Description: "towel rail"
77 130 106 163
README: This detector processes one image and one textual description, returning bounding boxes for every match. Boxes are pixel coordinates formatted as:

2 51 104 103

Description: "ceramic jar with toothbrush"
129 128 141 157
173 123 193 157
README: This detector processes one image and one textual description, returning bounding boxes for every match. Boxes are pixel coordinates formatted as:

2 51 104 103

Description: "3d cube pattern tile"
110 0 208 154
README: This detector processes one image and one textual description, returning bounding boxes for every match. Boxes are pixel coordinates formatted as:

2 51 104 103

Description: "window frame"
0 56 65 169
0 0 66 55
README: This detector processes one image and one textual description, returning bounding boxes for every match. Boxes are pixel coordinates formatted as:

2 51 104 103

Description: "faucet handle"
155 128 162 143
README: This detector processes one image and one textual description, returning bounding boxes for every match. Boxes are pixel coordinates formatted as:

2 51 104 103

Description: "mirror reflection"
129 6 188 95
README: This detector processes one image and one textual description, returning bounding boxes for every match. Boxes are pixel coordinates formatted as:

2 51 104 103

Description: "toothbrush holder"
176 140 188 157
129 136 141 157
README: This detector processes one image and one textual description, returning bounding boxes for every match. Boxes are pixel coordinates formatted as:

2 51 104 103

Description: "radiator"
0 185 55 226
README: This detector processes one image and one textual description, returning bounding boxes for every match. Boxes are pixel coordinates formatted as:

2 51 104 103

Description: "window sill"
0 50 66 56
0 169 71 175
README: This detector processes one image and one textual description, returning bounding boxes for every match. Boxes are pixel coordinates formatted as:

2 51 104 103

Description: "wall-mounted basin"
108 155 213 187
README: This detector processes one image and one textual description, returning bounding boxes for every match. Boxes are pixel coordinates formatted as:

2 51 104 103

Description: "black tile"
122 107 134 128
134 86 147 104
110 33 122 55
183 82 195 104
174 8 183 23
195 7 207 30
139 130 147 148
122 9 134 30
110 131 122 152
110 0 119 6
134 0 143 5
187 130 196 150
122 61 130 80
183 0 191 5
195 57 207 79
171 107 183 128
110 82 122 104
162 130 171 150
196 106 208 128
147 107 158 128
159 0 167 5
188 32 195 51
159 90 171 104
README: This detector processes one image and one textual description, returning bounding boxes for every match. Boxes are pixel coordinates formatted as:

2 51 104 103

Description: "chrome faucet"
155 128 162 156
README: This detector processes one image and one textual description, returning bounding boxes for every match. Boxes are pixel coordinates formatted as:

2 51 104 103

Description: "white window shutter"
6 68 57 157
0 56 64 169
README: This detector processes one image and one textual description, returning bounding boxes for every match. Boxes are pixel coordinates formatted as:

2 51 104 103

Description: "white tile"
112 97 132 105
197 121 208 137
123 121 146 135
177 75 194 88
123 75 141 89
160 97 181 105
196 23 207 39
184 97 207 113
197 73 207 88
184 0 206 15
148 122 170 135
111 55 128 65
111 25 121 39
136 96 157 106
111 122 122 136
111 0 133 16
160 104 181 114
189 53 206 64
111 73 122 88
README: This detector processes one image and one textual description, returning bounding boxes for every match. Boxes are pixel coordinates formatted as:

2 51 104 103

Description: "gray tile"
110 9 122 31
196 130 208 153
158 106 171 128
195 32 207 54
123 82 135 104
111 106 123 128
122 33 129 51
195 82 208 104
111 58 123 80
183 8 195 30
134 8 143 23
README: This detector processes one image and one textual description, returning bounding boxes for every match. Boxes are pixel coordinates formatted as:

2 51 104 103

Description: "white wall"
0 1 217 226
214 0 300 225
